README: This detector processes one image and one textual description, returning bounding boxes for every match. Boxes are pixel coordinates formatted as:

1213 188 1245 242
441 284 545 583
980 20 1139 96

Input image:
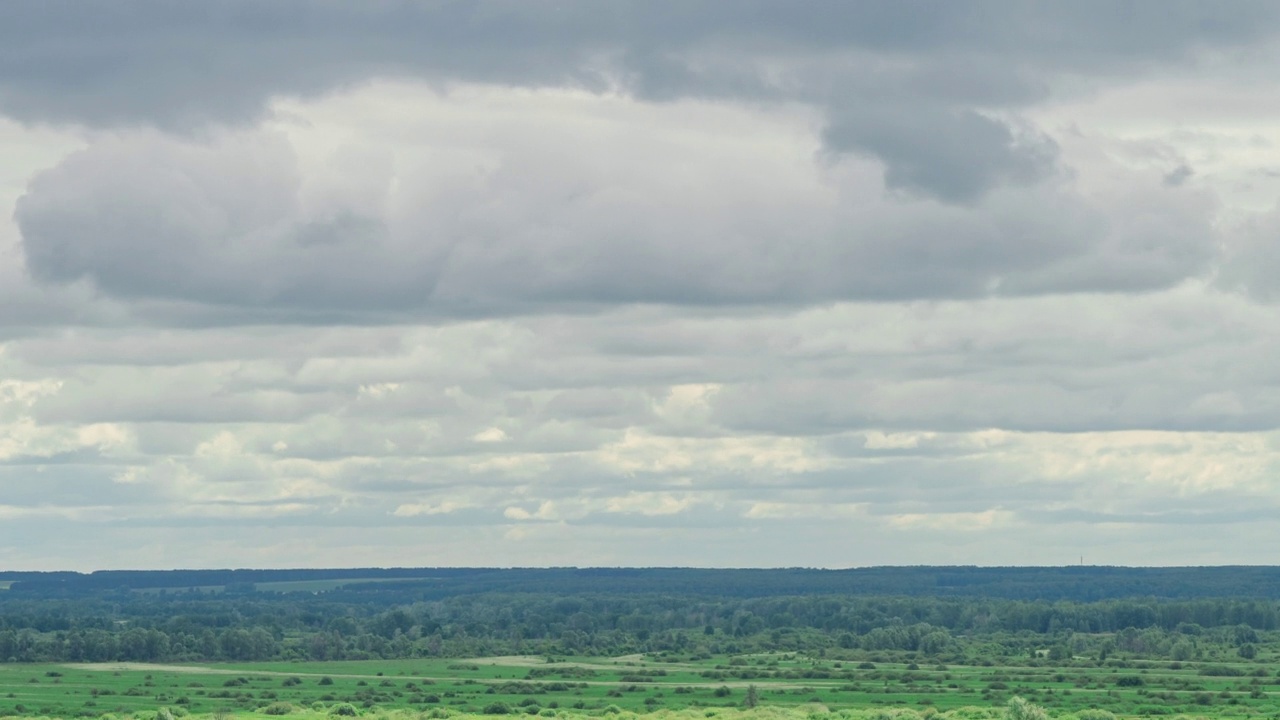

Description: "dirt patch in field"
468 653 705 672
63 663 384 680
62 661 817 690
63 662 248 675
469 655 550 666
467 655 623 671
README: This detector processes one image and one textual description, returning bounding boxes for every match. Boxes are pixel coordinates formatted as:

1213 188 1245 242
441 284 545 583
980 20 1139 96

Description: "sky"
5 2 1280 570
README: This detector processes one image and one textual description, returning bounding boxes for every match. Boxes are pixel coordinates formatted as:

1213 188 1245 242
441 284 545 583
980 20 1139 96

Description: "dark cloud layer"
5 1 1279 200
6 1 1261 318
13 118 1217 317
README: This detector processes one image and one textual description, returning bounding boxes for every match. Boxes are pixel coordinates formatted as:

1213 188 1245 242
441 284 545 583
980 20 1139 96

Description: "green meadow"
0 705 1056 720
1 652 1277 719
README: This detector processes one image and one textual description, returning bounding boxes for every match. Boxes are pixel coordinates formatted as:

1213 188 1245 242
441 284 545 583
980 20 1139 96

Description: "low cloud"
15 83 1220 322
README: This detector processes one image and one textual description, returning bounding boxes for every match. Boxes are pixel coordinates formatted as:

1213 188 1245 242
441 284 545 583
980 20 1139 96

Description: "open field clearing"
4 568 1280 718
0 706 1014 720
0 652 1265 719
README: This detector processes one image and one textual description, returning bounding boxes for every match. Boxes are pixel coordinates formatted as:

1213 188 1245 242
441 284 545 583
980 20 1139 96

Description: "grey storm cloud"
14 131 445 313
13 121 1218 316
4 1 1279 200
823 107 1059 202
5 1 1259 318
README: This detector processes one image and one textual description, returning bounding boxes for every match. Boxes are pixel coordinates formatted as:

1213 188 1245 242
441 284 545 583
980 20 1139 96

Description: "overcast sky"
6 2 1280 570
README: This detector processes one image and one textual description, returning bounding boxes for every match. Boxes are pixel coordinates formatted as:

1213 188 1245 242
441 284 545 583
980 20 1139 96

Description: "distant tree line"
14 565 1280 601
0 580 1278 663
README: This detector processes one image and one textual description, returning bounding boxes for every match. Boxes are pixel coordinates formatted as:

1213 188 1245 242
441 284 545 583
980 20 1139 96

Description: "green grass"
0 706 1010 720
4 652 1279 719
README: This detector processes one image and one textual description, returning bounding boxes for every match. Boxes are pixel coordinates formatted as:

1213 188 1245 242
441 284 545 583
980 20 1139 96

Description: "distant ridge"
6 565 1280 601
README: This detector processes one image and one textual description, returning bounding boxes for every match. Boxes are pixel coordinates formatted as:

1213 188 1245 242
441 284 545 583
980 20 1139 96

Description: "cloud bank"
3 2 1280 568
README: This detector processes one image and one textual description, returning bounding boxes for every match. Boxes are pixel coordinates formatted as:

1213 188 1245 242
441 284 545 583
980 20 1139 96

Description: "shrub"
319 677 335 686
329 703 359 716
1007 697 1048 720
483 703 511 715
262 702 295 715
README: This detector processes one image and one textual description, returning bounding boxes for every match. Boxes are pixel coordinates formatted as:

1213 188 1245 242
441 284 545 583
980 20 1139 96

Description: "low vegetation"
0 702 1095 720
3 648 1280 718
0 567 1278 718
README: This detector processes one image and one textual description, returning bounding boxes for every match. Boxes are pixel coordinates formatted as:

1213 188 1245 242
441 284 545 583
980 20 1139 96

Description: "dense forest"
1 566 1279 665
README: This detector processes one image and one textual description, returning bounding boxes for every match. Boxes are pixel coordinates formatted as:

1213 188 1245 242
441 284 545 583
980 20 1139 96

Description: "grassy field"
2 652 1278 719
0 706 1016 720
